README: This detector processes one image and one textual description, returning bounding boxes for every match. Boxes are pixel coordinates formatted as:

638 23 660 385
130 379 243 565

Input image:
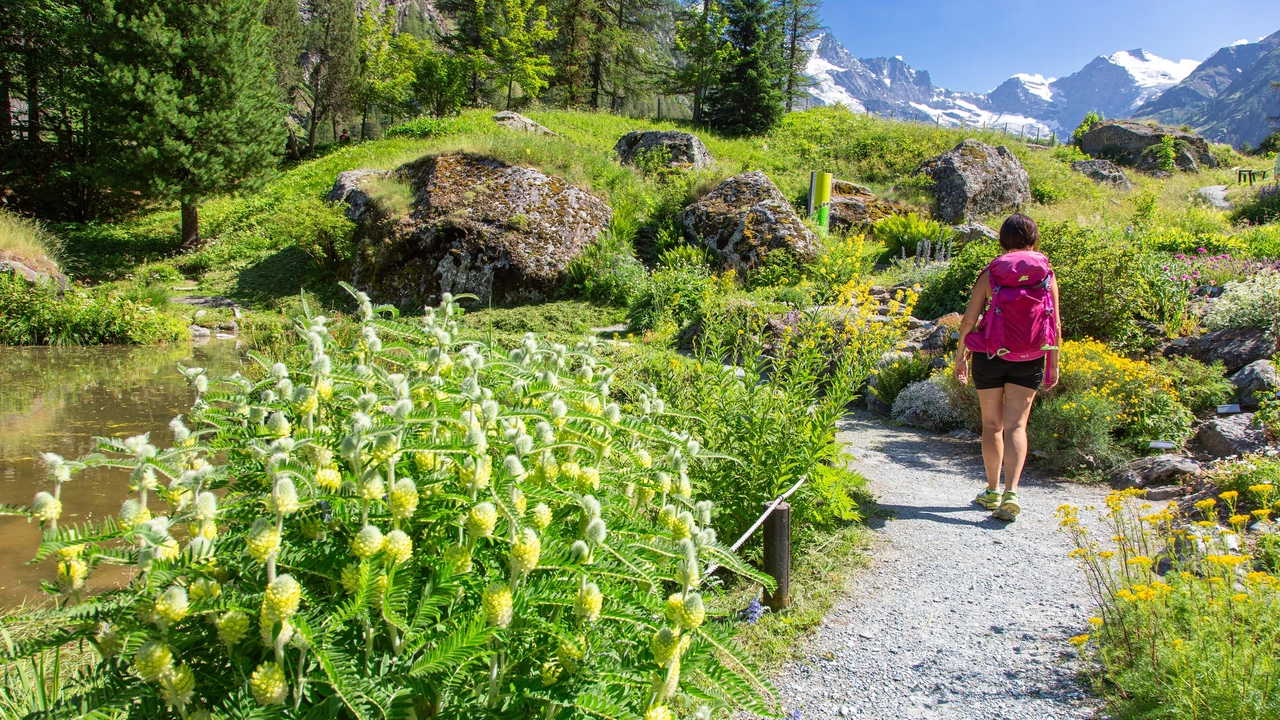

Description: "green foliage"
0 272 189 346
873 212 950 257
459 301 627 344
1060 485 1280 720
704 0 785 136
302 0 360 151
913 240 999 319
566 232 650 308
743 249 803 290
1152 356 1234 414
1040 223 1155 344
1204 269 1280 333
0 289 775 719
1027 392 1125 472
626 263 724 334
1072 110 1103 146
869 354 933 408
1144 135 1178 173
0 209 62 272
488 0 555 107
1231 184 1280 226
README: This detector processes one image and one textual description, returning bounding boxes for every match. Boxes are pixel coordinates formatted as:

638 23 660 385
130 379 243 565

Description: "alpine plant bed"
8 286 777 719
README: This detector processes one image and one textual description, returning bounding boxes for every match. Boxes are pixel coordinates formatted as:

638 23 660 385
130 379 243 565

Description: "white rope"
703 475 807 577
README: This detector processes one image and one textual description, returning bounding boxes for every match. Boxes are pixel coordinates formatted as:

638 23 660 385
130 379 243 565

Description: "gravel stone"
763 413 1105 720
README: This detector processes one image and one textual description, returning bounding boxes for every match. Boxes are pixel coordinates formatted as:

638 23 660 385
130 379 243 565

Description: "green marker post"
814 172 833 236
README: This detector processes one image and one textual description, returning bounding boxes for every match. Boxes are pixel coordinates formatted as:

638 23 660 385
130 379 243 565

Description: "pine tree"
263 0 305 102
438 0 498 105
669 0 731 124
91 0 282 247
779 0 820 112
704 0 784 136
490 0 555 108
303 0 359 151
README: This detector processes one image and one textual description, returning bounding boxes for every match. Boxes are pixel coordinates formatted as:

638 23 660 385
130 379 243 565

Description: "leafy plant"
1152 356 1234 414
912 240 999 319
626 263 727 334
0 272 189 346
873 212 950 258
1071 110 1103 146
1204 268 1280 334
870 353 933 408
1143 135 1178 173
0 287 777 719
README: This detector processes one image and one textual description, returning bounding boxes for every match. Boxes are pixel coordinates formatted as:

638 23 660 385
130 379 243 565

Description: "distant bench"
1236 167 1272 185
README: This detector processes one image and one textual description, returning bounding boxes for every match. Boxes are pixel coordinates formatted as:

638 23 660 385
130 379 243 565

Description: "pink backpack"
964 250 1058 361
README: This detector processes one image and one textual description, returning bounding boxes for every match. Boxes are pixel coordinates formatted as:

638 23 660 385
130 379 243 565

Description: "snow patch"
804 50 867 113
1011 73 1055 102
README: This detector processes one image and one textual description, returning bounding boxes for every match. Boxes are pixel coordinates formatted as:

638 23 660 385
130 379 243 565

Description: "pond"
0 341 245 608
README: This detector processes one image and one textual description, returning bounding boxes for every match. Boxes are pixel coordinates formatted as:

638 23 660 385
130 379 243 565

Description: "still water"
0 341 244 607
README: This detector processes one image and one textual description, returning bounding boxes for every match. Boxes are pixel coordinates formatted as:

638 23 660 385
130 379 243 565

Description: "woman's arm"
953 270 991 385
1044 275 1062 389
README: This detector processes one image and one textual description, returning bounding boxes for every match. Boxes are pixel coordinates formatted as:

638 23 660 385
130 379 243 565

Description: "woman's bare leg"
1000 384 1038 492
977 388 1007 491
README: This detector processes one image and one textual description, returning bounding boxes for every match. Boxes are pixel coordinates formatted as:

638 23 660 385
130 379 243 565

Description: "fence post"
762 501 791 611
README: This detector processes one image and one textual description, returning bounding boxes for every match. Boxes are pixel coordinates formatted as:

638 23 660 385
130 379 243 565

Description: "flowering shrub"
1059 485 1280 718
807 233 875 304
1204 268 1280 334
3 288 775 718
0 271 189 346
1232 183 1280 226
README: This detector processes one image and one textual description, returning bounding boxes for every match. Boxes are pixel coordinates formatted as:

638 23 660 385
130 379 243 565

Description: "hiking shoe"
974 488 1002 511
993 492 1021 522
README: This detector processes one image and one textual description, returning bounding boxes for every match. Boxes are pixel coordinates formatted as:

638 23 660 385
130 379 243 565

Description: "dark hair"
998 213 1040 250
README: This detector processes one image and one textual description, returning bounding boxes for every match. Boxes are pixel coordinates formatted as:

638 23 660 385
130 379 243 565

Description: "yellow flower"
1219 491 1239 502
261 575 301 624
58 558 88 590
651 627 681 668
645 707 674 720
1206 554 1249 567
1194 499 1217 511
384 530 413 565
32 492 62 522
1231 593 1249 603
466 502 498 541
1253 509 1272 520
216 609 250 646
1127 556 1154 568
315 466 342 492
155 586 190 624
352 525 385 559
164 664 195 709
1069 634 1090 646
531 503 552 531
575 582 603 623
510 528 541 577
134 640 174 682
1229 514 1251 526
246 519 281 563
1087 617 1104 628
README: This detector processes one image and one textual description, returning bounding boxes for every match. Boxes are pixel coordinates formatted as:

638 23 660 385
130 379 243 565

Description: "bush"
808 233 876 304
626 263 726 334
873 212 950 257
1059 486 1280 719
1040 223 1155 344
1071 110 1103 146
1235 224 1280 259
913 240 999 319
0 271 189 345
1152 356 1235 413
2 290 774 719
870 353 934 408
1231 184 1280 226
891 378 963 431
567 231 649 307
1204 268 1280 333
1027 392 1125 471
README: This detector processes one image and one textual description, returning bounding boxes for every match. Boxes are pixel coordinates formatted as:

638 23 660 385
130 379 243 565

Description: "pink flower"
1197 247 1207 254
1175 254 1185 260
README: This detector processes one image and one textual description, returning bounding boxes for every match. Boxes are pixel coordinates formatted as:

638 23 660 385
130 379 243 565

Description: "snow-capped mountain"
803 34 1200 140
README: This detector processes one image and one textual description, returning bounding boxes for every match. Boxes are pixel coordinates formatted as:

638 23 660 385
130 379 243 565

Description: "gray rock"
829 195 912 231
613 130 712 169
326 169 389 222
682 171 819 272
1070 159 1131 189
1109 454 1201 490
1163 326 1275 374
1230 360 1278 409
915 139 1031 223
345 153 611 307
1078 121 1219 173
949 222 998 246
0 258 68 294
492 110 554 135
188 325 212 340
1194 414 1270 458
1145 485 1187 502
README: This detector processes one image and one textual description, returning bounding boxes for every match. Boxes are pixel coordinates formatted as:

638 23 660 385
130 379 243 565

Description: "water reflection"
0 342 244 607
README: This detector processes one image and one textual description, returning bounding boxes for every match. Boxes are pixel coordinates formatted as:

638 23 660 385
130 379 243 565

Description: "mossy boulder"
1078 121 1219 172
336 153 611 307
614 130 713 169
915 139 1030 223
681 171 818 272
827 180 912 231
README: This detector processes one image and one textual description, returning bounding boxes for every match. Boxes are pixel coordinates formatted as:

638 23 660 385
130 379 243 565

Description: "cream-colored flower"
466 502 498 540
651 627 680 668
389 478 419 519
511 528 541 577
645 707 674 720
32 492 61 522
352 525 385 558
315 466 342 492
384 530 413 565
262 574 301 623
246 518 281 563
189 578 221 602
575 582 603 622
133 640 174 682
510 485 527 516
443 544 473 573
57 558 87 590
164 664 195 709
250 661 288 705
155 586 189 624
120 499 151 530
340 563 363 594
271 478 300 515
531 503 552 531
216 609 250 646
482 583 514 628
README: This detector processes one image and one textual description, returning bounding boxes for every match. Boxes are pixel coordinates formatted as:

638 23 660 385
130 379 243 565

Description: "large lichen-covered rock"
1079 121 1219 172
327 169 390 221
1163 326 1274 375
915 140 1031 223
614 130 713 169
338 153 611 307
681 171 819 271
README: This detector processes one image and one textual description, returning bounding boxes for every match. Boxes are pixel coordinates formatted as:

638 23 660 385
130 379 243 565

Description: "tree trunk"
180 201 201 250
24 47 40 146
590 52 603 110
507 80 514 109
0 56 10 146
360 104 368 140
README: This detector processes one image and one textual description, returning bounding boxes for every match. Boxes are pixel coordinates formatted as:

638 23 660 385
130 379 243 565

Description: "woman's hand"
953 350 969 386
1042 351 1059 390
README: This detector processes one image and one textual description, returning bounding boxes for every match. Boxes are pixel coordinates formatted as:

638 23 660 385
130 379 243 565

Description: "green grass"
457 300 627 345
0 209 62 273
44 106 1279 324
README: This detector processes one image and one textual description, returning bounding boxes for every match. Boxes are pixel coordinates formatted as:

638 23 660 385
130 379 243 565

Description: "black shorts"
971 353 1045 391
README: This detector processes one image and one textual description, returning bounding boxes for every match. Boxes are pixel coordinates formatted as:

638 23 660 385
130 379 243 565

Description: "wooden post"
762 501 791 611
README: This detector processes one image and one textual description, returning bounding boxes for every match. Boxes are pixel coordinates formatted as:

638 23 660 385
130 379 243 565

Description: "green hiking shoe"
993 491 1021 522
974 488 1002 511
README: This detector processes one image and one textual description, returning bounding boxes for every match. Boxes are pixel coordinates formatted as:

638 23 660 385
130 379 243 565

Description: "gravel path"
1197 185 1231 210
770 413 1108 720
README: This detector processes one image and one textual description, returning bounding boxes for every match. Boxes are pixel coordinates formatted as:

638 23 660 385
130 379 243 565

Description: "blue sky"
820 1 1280 92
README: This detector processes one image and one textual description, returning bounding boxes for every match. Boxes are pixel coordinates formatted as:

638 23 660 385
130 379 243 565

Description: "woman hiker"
953 213 1061 522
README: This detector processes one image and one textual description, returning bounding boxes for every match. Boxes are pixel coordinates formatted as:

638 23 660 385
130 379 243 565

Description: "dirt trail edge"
769 413 1107 720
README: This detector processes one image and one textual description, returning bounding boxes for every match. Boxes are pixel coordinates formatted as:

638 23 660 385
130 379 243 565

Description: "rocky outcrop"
614 130 713 169
327 169 390 221
949 222 998 246
682 171 819 271
340 153 611 307
1070 159 1132 188
1109 454 1201 490
828 181 912 231
492 111 555 135
1163 326 1275 374
0 258 68 294
915 140 1031 223
1194 414 1271 458
1231 359 1278 409
1078 121 1219 172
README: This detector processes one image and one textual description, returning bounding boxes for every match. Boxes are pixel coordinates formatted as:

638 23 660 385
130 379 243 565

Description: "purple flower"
739 597 767 624
1197 247 1207 254
1162 266 1169 271
1192 271 1200 278
1175 254 1185 260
